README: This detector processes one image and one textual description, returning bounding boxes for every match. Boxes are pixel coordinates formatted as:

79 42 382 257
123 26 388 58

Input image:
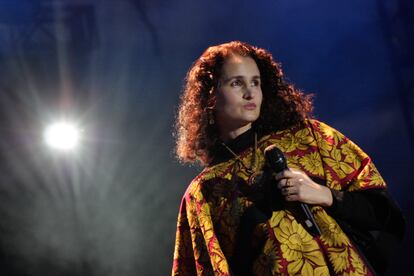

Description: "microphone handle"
299 203 321 236
263 145 321 236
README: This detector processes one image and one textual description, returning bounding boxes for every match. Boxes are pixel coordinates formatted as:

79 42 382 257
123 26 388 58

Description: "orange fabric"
172 120 386 275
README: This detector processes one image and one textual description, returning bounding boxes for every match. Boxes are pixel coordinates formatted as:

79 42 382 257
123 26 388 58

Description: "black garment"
328 189 405 275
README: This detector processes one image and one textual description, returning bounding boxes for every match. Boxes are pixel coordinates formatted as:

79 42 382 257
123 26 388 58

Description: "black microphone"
264 145 321 236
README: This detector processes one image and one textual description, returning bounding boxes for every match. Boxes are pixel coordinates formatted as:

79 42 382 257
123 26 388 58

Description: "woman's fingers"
275 168 312 202
281 184 297 196
277 177 290 189
274 169 294 181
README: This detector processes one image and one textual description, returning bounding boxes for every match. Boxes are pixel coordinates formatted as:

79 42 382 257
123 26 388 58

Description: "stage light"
44 121 81 151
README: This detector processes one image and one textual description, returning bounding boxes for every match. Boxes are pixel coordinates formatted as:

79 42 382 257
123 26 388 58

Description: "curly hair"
175 41 313 166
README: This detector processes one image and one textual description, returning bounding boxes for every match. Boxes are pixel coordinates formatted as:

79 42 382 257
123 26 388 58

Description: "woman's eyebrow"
222 75 261 82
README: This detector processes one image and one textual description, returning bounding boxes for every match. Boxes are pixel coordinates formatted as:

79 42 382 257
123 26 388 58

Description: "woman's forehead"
220 55 259 77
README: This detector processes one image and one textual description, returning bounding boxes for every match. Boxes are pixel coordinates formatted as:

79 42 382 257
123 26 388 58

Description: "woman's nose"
243 87 254 100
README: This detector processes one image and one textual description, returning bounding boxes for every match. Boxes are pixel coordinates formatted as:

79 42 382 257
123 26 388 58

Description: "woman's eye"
230 80 242 87
251 80 260 86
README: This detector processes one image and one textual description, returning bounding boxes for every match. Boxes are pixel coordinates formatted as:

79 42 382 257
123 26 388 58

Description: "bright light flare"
44 122 81 151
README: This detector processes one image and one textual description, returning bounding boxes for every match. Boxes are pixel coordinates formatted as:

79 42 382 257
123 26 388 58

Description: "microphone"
264 145 321 236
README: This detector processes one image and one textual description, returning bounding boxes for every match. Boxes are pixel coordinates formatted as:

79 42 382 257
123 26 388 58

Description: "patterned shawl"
172 120 386 275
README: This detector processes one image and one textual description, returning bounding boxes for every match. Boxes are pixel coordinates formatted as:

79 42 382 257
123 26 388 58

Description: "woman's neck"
219 123 252 142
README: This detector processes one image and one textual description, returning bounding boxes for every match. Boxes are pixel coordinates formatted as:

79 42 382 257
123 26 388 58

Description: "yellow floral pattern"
172 120 385 275
300 151 325 177
274 217 328 274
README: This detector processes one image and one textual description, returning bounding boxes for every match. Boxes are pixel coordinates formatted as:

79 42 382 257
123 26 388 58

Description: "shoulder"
259 119 352 147
182 172 205 202
303 119 367 157
305 119 342 134
182 164 230 200
303 119 351 145
183 158 238 207
259 119 324 146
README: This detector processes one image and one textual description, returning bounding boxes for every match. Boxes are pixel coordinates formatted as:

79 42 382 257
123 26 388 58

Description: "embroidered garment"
172 120 386 275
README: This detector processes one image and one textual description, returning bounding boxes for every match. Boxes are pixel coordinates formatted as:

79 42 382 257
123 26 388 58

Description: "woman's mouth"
243 103 257 110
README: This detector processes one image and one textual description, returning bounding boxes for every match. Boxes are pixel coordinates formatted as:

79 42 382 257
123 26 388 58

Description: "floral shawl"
172 120 386 275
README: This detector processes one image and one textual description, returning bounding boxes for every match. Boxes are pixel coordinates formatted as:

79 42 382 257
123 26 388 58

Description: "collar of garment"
210 127 256 166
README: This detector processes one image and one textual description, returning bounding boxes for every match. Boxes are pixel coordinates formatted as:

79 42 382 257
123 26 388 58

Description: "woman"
172 41 404 275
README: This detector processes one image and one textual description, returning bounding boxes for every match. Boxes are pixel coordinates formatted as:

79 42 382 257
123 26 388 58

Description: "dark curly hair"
175 41 313 166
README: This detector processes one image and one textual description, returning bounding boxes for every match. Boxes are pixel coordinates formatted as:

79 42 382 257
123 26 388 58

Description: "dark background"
0 0 412 275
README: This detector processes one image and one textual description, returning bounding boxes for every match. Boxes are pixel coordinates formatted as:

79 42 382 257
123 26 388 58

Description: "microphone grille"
264 144 287 172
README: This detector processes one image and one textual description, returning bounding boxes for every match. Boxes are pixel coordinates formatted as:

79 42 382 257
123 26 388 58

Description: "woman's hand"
275 168 333 207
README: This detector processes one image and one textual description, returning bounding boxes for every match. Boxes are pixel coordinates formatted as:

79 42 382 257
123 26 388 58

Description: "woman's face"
214 54 263 138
